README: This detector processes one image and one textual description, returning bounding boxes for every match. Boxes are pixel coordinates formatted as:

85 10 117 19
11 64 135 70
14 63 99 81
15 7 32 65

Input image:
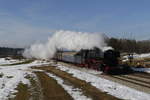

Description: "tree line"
107 38 150 53
0 47 24 57
0 37 150 57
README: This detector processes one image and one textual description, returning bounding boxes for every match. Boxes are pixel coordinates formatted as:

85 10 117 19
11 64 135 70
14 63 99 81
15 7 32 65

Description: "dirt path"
12 83 30 100
35 71 73 100
33 66 120 100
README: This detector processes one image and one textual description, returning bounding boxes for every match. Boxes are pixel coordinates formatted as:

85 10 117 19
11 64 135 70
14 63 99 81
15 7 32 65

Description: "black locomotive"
54 48 130 74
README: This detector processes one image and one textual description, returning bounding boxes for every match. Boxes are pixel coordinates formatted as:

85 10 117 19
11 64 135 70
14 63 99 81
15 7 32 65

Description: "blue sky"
0 0 150 47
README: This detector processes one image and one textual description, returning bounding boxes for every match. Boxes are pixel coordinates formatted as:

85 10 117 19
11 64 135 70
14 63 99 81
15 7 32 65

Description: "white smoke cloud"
23 30 107 59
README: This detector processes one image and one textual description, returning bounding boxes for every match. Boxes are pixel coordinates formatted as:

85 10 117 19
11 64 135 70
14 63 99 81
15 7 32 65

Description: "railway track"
101 73 150 94
133 72 150 79
57 61 150 93
110 75 150 88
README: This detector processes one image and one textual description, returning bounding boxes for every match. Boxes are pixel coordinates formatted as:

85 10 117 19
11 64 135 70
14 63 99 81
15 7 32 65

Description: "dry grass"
25 75 43 100
131 58 150 68
12 83 30 100
11 75 41 100
35 72 73 100
121 57 150 68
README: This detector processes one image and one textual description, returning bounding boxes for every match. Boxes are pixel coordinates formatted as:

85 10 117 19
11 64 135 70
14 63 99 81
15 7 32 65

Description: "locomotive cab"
103 50 121 74
104 50 120 66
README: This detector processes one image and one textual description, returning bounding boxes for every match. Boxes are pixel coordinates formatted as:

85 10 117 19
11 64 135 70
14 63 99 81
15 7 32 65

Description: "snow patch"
132 67 150 73
0 58 22 65
56 64 150 100
123 53 150 60
0 58 50 100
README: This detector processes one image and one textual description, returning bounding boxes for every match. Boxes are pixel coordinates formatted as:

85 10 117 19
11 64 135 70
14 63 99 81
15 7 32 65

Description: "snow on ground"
1 57 150 100
0 69 30 99
56 64 150 100
0 58 49 100
133 53 150 59
132 67 150 73
0 58 22 65
122 53 150 74
46 72 92 100
123 53 150 61
77 68 102 75
57 62 102 75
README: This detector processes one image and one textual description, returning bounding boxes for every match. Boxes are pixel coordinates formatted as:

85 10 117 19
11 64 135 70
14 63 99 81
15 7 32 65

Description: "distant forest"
107 38 150 53
0 38 150 57
0 47 24 57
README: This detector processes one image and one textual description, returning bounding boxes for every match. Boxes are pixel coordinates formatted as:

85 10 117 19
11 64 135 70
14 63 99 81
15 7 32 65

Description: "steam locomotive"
54 48 130 74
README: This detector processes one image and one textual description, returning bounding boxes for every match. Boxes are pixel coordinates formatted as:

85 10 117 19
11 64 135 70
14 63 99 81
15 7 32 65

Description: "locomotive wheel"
99 64 104 71
104 66 110 74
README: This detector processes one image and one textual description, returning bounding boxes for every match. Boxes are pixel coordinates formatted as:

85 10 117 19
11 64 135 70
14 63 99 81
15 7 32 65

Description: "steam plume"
23 30 107 59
